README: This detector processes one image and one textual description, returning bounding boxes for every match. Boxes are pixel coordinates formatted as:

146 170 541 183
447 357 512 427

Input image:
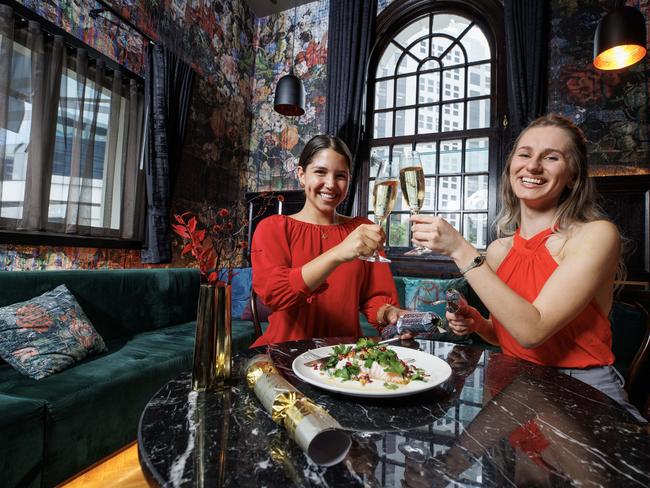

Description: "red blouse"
250 215 399 347
492 228 615 368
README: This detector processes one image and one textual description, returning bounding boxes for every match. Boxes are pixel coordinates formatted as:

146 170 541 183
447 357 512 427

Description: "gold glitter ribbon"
283 397 321 437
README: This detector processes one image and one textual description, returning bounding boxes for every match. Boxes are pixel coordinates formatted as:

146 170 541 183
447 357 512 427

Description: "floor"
59 442 148 488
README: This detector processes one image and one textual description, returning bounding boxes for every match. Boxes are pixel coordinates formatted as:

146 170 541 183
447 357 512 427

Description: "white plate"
292 345 452 398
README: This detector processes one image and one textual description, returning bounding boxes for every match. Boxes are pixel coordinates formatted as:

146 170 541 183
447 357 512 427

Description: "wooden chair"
610 296 650 417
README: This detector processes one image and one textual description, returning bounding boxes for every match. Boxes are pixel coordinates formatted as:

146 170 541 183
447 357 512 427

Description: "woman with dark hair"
250 135 406 347
410 114 644 422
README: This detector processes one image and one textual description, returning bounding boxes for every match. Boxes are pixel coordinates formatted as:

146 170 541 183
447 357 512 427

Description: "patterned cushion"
0 285 107 380
403 277 469 317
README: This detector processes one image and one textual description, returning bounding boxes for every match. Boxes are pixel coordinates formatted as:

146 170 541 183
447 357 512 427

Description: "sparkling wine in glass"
361 157 398 263
399 150 431 255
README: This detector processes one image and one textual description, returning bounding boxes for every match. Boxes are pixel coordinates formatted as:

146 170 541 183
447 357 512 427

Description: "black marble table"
138 338 649 487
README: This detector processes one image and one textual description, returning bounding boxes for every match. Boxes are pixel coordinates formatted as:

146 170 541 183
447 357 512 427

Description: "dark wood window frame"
359 0 506 277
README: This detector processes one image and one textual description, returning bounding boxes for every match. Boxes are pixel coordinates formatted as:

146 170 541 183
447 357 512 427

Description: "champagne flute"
399 150 431 255
361 157 398 263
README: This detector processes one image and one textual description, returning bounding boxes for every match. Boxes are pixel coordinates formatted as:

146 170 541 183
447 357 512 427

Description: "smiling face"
298 148 350 216
508 126 577 211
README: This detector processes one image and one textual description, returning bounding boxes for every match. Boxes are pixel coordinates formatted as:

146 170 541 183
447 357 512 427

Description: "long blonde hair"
495 114 607 236
495 114 627 283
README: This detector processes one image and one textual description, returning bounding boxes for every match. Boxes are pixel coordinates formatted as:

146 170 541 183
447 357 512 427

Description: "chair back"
245 190 306 339
610 297 650 414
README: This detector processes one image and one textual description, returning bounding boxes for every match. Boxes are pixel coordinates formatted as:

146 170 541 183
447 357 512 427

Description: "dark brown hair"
298 135 353 171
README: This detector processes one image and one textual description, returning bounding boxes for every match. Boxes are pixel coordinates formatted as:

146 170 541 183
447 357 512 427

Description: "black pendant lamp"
594 4 647 70
274 0 305 116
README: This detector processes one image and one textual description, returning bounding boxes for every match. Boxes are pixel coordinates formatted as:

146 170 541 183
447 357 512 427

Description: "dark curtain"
504 0 549 141
141 44 194 263
326 0 377 215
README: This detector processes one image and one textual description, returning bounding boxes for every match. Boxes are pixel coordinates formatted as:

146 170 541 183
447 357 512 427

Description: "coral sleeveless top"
492 228 615 368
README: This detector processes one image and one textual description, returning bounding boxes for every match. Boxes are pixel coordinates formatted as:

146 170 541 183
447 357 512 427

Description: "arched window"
364 1 504 265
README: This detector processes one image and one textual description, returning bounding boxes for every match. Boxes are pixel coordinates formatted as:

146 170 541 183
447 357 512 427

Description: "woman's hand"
445 307 479 336
377 304 414 340
410 215 469 259
334 224 385 262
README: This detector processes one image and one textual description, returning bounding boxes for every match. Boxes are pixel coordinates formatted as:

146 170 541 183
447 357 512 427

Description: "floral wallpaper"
548 0 649 175
0 245 165 271
247 0 329 191
16 0 146 74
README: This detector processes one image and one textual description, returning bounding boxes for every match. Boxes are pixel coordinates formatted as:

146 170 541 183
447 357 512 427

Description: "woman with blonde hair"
411 114 644 422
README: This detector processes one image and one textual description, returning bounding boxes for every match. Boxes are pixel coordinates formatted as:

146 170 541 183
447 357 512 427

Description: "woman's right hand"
445 306 480 336
334 224 385 262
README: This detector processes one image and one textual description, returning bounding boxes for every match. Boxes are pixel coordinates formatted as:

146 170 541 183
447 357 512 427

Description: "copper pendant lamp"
274 0 305 116
594 5 647 70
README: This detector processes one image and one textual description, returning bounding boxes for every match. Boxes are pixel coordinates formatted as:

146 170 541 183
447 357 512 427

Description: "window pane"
397 53 420 74
415 142 436 174
388 213 410 247
375 80 394 109
467 99 490 129
441 102 463 132
421 59 439 71
439 140 462 173
461 25 491 62
392 144 412 162
418 72 440 103
421 177 436 211
430 36 452 60
463 213 488 249
432 14 471 39
438 176 461 210
0 43 32 220
370 146 389 178
377 43 401 78
373 111 393 138
394 109 415 136
442 68 464 101
412 39 430 59
394 16 430 50
468 63 491 97
396 76 416 107
466 138 489 172
439 212 461 232
50 72 112 227
417 105 439 134
441 43 465 67
464 175 488 210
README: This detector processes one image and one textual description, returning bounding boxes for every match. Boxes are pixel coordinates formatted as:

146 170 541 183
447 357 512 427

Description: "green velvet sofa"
0 268 215 488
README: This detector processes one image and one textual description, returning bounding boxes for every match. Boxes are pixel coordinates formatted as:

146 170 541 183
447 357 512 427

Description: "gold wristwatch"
459 254 485 275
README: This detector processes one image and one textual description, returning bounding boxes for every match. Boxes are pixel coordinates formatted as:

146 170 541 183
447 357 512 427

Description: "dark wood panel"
595 175 650 283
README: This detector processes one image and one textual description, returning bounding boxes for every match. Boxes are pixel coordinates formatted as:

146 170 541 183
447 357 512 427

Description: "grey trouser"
557 365 647 423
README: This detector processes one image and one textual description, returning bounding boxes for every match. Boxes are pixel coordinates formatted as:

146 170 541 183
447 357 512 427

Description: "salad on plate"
313 338 428 390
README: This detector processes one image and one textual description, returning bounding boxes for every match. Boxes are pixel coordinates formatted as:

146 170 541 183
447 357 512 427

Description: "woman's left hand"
410 214 467 258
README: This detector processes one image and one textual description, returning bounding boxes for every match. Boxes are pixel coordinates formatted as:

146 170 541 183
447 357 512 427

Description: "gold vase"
191 283 232 391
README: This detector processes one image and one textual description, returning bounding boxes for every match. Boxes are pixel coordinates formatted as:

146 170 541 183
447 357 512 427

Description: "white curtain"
0 5 144 239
